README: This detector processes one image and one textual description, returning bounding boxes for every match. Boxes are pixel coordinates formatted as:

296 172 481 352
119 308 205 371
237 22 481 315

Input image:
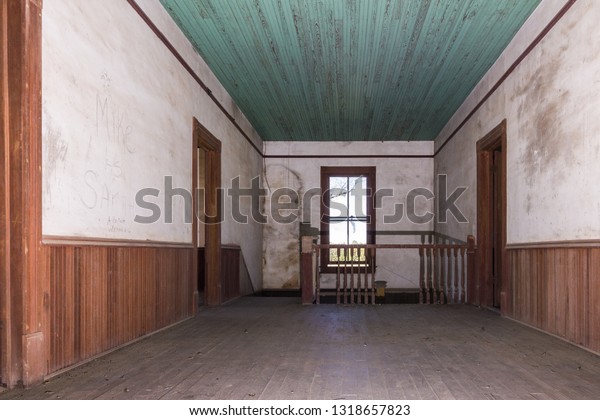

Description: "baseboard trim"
504 315 600 358
43 316 193 382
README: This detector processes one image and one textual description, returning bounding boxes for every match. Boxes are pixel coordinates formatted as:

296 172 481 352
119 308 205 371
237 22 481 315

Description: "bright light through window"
321 167 375 270
328 176 368 245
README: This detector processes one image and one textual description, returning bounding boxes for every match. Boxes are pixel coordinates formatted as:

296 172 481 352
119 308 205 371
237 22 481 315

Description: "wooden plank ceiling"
160 0 540 141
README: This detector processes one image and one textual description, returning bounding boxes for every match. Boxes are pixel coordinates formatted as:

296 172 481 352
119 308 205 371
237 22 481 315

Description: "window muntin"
328 176 368 245
321 167 375 270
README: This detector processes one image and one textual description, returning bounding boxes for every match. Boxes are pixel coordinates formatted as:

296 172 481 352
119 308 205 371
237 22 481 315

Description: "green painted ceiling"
160 0 540 141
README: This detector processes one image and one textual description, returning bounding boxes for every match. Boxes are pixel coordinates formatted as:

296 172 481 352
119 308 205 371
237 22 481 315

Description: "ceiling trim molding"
126 0 265 157
128 0 571 159
434 0 578 157
264 154 432 159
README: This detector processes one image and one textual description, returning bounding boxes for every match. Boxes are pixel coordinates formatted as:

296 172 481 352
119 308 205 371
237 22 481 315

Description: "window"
320 167 376 270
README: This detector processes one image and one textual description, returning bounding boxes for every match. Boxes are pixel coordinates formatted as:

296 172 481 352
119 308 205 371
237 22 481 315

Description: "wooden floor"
2 297 600 400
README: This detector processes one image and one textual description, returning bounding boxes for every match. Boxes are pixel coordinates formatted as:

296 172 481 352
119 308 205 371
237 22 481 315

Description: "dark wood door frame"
476 120 507 310
1 0 44 388
192 119 222 307
0 0 8 387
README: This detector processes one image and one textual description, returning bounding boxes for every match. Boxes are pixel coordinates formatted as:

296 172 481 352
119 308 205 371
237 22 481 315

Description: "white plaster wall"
434 0 600 244
42 0 264 287
263 141 434 290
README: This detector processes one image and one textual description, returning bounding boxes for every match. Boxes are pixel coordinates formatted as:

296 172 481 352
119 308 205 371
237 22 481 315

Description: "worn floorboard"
2 297 600 400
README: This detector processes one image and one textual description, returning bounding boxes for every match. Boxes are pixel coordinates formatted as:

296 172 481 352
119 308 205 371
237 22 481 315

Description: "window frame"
320 166 376 273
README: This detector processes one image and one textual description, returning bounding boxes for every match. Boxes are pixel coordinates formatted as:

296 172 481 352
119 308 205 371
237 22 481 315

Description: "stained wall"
42 0 264 288
434 0 600 244
434 0 600 353
264 141 434 290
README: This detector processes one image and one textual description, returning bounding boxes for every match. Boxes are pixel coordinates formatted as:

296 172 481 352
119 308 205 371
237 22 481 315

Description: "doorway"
476 120 507 309
193 119 222 307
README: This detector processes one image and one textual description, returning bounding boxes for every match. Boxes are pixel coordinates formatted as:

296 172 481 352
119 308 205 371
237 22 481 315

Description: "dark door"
193 119 222 307
492 147 503 308
476 121 506 309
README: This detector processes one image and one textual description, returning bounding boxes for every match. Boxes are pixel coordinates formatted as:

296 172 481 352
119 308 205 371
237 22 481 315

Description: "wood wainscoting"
198 245 241 305
1 0 197 387
505 243 600 354
41 240 195 374
220 245 241 303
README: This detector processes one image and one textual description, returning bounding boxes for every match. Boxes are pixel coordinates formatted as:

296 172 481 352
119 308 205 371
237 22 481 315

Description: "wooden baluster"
366 248 371 303
362 248 369 304
460 247 466 304
357 247 362 304
355 248 360 304
371 248 376 304
432 237 436 303
355 247 359 304
336 247 341 305
356 247 360 304
419 246 424 304
447 242 453 301
448 242 453 303
315 246 321 305
436 238 441 304
447 247 453 304
364 247 369 304
363 247 368 304
364 248 371 304
361 248 365 304
355 247 359 303
439 246 445 304
425 233 435 304
358 247 361 303
419 234 425 304
352 248 360 303
466 235 476 304
454 247 459 304
425 247 431 304
438 245 444 304
445 247 450 303
433 246 439 304
344 248 350 305
343 248 348 304
437 243 443 304
356 248 361 304
442 246 448 303
360 247 364 304
350 247 355 304
357 247 360 304
348 247 352 304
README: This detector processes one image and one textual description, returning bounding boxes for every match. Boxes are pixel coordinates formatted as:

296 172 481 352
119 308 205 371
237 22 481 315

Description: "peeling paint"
42 0 264 286
435 0 600 244
160 0 540 141
514 39 575 187
262 143 434 289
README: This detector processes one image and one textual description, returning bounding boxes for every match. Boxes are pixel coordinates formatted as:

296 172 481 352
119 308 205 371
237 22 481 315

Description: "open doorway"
193 119 222 307
476 120 507 309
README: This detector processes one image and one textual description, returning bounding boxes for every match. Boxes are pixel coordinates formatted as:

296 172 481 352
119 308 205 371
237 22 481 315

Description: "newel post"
301 236 315 305
466 235 476 304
